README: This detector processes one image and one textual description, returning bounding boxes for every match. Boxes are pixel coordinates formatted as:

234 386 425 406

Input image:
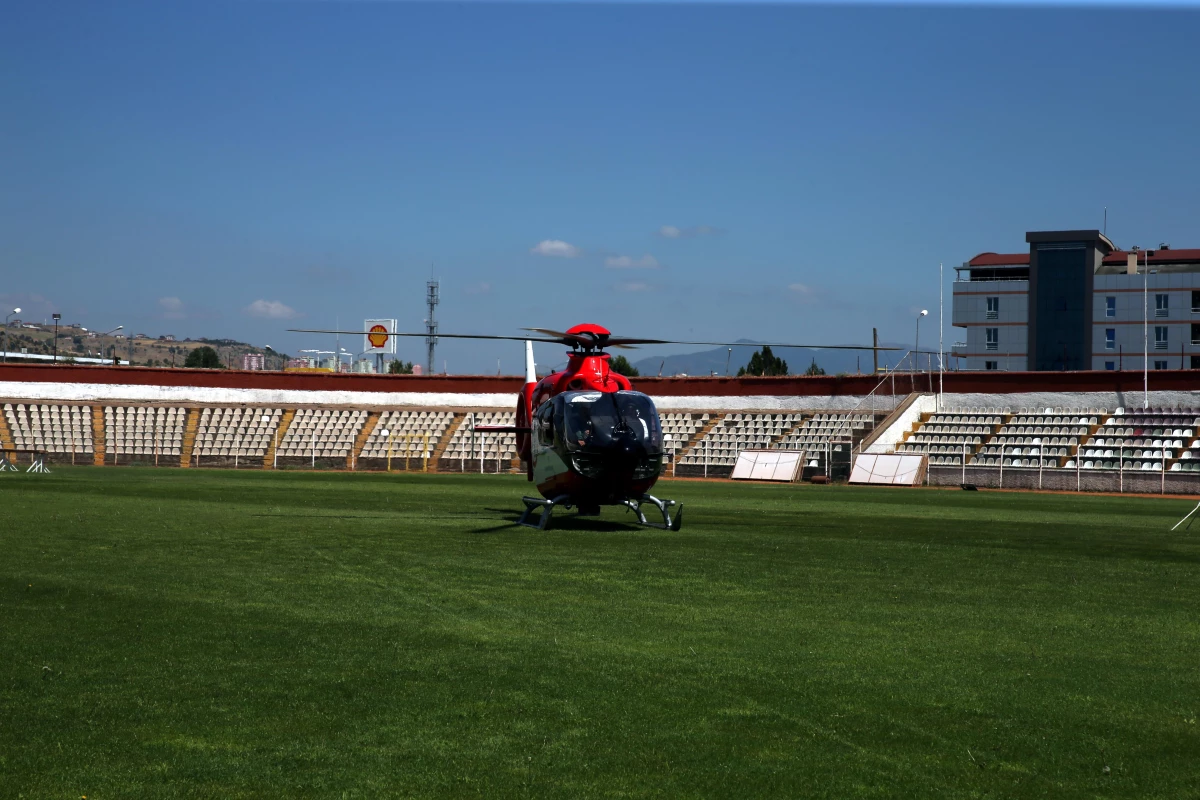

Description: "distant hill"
631 340 916 377
2 327 288 369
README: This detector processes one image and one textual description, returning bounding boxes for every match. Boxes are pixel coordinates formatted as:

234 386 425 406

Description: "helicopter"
290 323 891 530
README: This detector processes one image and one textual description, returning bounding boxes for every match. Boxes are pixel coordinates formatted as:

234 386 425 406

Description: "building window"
986 296 999 320
985 328 998 351
1192 355 1200 370
1105 328 1116 350
985 360 998 371
1155 326 1168 350
1193 290 1200 313
1106 296 1116 318
1105 361 1115 371
1154 360 1169 370
1156 294 1169 317
1193 323 1200 345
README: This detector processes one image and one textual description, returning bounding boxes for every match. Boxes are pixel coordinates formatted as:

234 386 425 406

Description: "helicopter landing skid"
516 494 683 531
621 494 684 531
517 495 574 530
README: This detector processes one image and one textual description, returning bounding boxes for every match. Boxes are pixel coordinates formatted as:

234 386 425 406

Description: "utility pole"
52 314 61 363
425 279 439 375
872 327 879 374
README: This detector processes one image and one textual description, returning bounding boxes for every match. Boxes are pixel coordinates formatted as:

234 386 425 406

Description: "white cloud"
530 239 582 258
244 299 300 319
656 224 721 239
788 283 819 304
614 281 653 293
157 296 186 319
605 254 660 270
464 282 493 295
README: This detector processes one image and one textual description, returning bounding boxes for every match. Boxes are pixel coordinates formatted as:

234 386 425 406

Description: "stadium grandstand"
1 362 1198 494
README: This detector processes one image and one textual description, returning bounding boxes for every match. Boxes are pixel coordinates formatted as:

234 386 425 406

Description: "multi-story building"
953 229 1200 371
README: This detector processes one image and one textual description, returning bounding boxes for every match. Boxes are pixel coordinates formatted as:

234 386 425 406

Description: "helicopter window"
535 401 555 447
563 391 662 451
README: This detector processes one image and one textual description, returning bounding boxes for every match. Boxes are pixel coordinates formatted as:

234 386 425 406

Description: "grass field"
2 468 1199 798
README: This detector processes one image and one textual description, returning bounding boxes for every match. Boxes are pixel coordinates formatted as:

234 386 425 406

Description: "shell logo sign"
367 325 389 349
363 319 397 354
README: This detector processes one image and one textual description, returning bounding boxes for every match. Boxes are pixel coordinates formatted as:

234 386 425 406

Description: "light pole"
725 347 732 377
102 326 123 365
264 345 277 371
2 307 20 363
52 313 62 363
1143 248 1149 409
915 309 928 373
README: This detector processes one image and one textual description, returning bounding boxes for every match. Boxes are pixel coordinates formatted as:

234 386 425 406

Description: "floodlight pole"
52 313 61 363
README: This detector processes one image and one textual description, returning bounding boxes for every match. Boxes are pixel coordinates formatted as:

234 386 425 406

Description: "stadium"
4 334 1200 795
6 4 1200 797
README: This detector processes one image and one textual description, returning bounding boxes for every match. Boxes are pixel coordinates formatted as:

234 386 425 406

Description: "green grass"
2 469 1199 799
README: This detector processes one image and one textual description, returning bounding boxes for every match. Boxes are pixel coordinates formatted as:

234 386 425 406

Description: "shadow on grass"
469 506 651 534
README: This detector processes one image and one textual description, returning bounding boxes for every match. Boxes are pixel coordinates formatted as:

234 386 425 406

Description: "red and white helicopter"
291 324 886 530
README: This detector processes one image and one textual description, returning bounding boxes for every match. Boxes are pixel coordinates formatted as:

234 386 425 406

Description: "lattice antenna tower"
425 278 439 374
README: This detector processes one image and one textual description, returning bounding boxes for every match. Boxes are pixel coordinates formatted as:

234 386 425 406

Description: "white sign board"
364 319 397 355
731 450 804 482
849 453 926 486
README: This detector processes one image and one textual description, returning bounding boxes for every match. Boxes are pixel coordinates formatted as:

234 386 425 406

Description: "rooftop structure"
953 230 1200 372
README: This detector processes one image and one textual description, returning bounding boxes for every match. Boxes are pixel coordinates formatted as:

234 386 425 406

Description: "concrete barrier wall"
927 465 1200 495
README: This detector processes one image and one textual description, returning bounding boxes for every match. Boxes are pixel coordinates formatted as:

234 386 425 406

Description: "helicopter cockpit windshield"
563 391 662 452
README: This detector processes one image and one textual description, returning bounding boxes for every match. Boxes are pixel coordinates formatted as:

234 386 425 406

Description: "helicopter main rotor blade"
604 338 901 351
290 329 894 351
287 329 565 344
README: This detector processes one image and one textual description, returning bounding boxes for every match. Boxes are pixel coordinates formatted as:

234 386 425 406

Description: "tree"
804 359 826 376
184 346 222 369
388 359 414 375
737 345 789 377
609 354 640 377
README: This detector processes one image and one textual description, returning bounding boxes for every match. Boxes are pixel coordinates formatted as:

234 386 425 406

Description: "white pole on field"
1171 501 1200 531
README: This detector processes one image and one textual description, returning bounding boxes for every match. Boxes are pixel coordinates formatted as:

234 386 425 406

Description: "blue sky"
2 1 1198 373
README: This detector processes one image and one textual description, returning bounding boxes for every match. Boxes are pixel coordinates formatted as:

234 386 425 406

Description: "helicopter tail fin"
516 339 537 480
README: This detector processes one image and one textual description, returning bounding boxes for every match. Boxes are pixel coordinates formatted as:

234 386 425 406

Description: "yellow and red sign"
363 319 397 354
